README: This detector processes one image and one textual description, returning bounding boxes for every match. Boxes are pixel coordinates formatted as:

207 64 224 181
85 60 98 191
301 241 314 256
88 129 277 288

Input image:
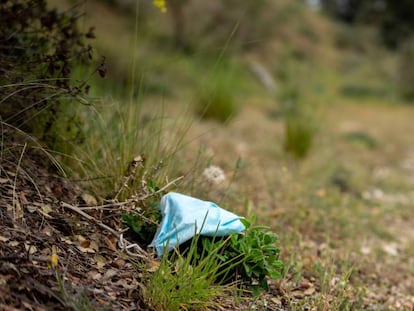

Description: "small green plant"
280 87 316 159
142 234 236 311
196 65 237 123
141 214 283 310
284 114 315 158
202 217 284 293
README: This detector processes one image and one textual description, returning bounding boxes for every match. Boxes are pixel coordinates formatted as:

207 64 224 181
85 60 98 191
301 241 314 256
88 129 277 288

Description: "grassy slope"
46 0 414 309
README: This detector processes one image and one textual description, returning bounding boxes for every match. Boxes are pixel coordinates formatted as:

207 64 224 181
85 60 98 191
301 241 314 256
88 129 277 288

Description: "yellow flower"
153 0 167 13
50 246 58 268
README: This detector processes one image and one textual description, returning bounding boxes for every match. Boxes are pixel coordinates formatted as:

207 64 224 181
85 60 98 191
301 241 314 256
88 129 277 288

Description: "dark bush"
0 0 102 149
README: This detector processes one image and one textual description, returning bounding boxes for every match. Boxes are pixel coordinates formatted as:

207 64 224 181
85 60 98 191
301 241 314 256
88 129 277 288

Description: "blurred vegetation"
2 0 411 194
195 61 238 123
320 0 414 49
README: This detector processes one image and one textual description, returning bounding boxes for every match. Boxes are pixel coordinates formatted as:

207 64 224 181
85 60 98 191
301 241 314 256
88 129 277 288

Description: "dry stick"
79 175 184 210
60 202 149 261
113 156 144 202
12 143 27 220
134 175 184 201
60 176 183 259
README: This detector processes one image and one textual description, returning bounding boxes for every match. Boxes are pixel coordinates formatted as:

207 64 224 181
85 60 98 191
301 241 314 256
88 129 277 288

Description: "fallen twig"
113 155 144 202
77 175 184 210
60 201 149 261
60 176 183 261
133 175 184 202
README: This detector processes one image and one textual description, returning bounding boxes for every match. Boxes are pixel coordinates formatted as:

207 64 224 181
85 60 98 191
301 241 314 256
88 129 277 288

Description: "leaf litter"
0 148 148 310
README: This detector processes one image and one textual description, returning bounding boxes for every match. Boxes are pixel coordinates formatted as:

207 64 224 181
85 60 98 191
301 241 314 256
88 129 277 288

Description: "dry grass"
175 99 414 309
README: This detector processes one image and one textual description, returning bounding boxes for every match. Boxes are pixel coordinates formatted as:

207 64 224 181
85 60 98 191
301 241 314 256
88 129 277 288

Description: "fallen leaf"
304 287 316 295
103 269 118 280
270 297 282 305
41 204 53 215
88 270 102 280
79 239 91 248
299 279 312 289
20 192 28 204
77 245 96 253
90 240 100 252
77 235 86 242
106 236 117 251
9 241 19 247
291 290 305 298
26 205 37 213
22 301 34 310
25 243 37 254
41 226 53 236
60 237 74 245
95 255 107 269
0 178 10 183
0 235 10 242
112 258 125 269
81 193 97 206
14 201 23 220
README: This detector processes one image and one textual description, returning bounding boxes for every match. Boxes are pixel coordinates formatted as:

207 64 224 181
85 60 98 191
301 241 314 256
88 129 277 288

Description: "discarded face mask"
149 192 245 256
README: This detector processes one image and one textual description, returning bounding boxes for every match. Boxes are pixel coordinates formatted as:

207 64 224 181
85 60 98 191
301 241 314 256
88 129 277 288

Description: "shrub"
281 88 316 159
142 231 234 311
210 217 284 292
196 66 237 123
0 0 101 150
284 114 315 158
189 217 284 293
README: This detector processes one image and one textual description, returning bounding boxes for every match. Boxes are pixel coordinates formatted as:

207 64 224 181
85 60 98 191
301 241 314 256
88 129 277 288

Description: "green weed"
284 113 316 158
202 216 284 293
142 234 238 311
195 62 238 123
